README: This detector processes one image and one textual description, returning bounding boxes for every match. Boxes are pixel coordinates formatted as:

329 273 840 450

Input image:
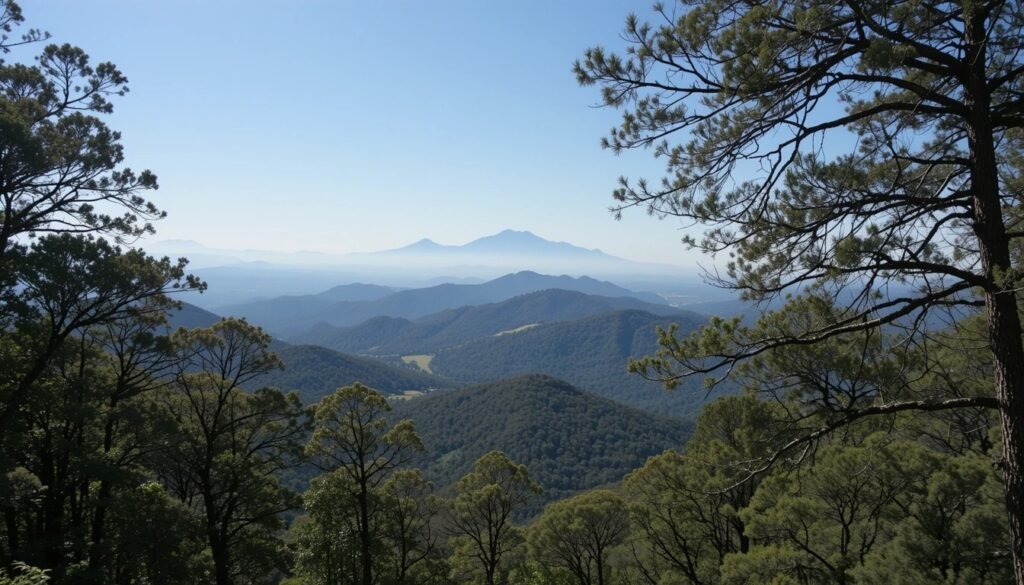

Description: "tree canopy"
576 2 1024 580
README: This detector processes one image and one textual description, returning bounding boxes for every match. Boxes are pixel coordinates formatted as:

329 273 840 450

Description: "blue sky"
19 1 706 266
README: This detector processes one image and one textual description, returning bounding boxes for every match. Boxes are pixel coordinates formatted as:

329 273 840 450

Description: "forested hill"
247 344 450 404
218 271 665 335
390 374 691 514
428 309 715 417
292 288 683 354
166 303 448 403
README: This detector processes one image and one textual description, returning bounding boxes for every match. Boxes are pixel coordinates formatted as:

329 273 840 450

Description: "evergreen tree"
577 2 1024 578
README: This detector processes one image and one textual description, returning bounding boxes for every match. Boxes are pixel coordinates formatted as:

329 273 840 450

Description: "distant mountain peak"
470 230 559 245
405 238 443 248
490 229 544 239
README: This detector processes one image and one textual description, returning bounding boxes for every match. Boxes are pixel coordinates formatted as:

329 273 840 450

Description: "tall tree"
379 469 442 585
291 467 441 585
0 0 161 266
157 319 307 585
447 451 541 585
0 235 198 438
529 490 630 585
290 471 364 585
576 1 1024 579
625 396 787 585
305 382 424 585
79 303 180 573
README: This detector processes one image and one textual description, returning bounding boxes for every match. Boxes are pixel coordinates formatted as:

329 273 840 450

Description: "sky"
18 0 707 266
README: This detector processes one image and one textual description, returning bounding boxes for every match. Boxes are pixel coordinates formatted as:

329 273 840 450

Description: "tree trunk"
358 482 373 585
205 490 232 585
964 8 1024 580
88 401 120 571
3 507 18 560
208 530 233 585
989 297 1024 585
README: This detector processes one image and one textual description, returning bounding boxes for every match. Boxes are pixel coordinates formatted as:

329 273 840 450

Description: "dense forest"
2 0 1024 584
389 375 690 512
429 310 710 417
291 289 685 356
167 303 451 403
250 344 448 404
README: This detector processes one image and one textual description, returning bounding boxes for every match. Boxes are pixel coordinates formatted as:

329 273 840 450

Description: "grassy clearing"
390 390 426 401
401 354 434 374
494 323 540 336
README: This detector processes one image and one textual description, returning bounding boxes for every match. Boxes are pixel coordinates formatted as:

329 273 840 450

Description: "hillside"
391 374 691 514
247 343 451 404
218 271 666 335
315 282 396 302
166 301 223 329
428 309 716 417
163 303 446 404
292 289 683 354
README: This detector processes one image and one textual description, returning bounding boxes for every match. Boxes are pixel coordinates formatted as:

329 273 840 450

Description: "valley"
4 1 1015 582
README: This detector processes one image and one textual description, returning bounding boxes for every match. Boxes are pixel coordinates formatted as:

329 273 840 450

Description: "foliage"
528 490 630 585
155 319 308 585
429 310 710 417
104 482 208 585
0 1 161 260
251 344 448 405
447 451 541 585
577 1 1024 579
0 562 48 585
303 383 425 585
391 374 690 512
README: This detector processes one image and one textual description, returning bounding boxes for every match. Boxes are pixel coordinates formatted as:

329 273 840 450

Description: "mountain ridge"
165 302 453 403
292 288 683 355
218 271 667 336
427 308 718 417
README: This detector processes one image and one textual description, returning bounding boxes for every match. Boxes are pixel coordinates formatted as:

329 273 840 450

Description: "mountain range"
219 271 668 337
144 230 701 308
427 308 715 417
376 230 616 260
291 287 681 354
167 303 452 403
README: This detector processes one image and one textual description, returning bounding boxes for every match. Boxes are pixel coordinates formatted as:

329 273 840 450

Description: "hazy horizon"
18 1 708 268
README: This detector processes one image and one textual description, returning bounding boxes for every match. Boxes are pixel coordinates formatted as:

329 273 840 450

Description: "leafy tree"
305 382 424 585
853 451 1012 584
103 482 207 585
379 469 443 585
81 303 180 572
528 490 630 585
156 319 307 585
290 468 441 585
447 451 541 585
0 467 41 564
625 396 785 585
289 471 364 585
0 234 198 438
736 436 922 584
1 301 188 579
720 434 1011 584
576 2 1024 578
0 0 161 266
